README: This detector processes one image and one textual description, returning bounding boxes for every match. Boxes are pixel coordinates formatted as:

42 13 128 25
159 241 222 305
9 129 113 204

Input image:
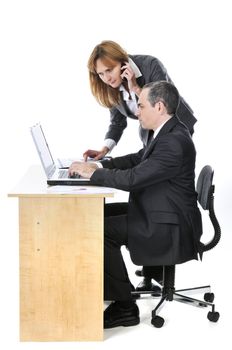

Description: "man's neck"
152 116 172 139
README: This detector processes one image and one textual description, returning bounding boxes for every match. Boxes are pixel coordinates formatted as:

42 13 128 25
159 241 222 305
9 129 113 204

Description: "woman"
83 40 196 160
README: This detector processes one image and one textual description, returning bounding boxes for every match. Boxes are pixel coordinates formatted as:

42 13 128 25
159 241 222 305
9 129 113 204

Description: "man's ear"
158 101 166 114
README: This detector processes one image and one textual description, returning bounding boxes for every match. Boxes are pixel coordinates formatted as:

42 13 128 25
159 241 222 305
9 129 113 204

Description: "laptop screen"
30 124 55 177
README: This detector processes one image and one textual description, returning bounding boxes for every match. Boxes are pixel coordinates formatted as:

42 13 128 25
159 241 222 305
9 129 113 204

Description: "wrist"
131 84 142 96
103 139 116 153
101 146 109 155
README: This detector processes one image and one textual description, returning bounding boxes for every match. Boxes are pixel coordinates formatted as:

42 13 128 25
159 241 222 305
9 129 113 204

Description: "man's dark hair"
144 81 180 115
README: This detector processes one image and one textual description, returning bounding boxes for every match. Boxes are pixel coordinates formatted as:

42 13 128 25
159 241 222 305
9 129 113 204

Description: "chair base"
132 266 220 327
151 285 220 327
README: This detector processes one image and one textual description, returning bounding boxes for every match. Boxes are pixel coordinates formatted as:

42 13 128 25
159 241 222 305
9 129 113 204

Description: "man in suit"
69 81 202 329
84 41 197 292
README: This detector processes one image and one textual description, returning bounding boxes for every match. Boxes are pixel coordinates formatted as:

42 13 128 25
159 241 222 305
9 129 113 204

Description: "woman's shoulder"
129 54 160 66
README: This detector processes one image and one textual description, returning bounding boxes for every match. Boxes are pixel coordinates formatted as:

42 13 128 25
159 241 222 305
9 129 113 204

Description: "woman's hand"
83 146 109 161
121 62 142 96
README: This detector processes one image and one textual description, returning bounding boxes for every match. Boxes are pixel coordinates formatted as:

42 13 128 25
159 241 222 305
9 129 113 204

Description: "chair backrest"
196 165 221 253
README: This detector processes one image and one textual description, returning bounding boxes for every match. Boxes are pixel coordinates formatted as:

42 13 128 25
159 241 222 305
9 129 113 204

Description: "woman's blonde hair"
88 40 129 108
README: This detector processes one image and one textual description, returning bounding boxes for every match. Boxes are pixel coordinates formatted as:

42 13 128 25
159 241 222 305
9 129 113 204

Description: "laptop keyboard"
58 169 68 178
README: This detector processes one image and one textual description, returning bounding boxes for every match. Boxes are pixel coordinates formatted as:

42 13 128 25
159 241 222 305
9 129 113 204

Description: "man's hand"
83 146 109 162
68 161 98 179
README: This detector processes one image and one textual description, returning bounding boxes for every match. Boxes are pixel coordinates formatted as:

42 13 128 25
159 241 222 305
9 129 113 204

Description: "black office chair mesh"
131 165 221 328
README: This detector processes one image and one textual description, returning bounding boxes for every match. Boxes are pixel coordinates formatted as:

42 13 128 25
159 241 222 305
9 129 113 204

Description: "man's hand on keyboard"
68 161 98 179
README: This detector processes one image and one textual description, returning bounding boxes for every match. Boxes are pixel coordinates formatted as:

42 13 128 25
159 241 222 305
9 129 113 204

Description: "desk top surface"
8 165 115 198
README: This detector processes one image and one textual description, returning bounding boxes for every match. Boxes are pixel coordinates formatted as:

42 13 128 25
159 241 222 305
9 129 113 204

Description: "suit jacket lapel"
142 137 158 160
116 100 129 116
142 116 179 160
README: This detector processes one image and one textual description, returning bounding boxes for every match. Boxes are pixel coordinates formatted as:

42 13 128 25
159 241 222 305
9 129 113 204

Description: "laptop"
30 123 91 186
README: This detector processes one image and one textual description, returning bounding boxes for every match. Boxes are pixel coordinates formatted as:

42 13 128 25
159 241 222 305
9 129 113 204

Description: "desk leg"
19 197 103 341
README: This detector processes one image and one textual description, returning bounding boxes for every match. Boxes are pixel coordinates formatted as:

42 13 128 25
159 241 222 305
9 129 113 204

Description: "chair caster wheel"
151 315 165 328
207 311 220 322
204 292 214 302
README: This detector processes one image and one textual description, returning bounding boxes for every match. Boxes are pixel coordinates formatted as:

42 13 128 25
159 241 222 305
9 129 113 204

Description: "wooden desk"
8 166 114 341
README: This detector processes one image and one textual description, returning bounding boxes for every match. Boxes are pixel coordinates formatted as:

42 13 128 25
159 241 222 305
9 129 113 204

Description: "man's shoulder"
171 120 193 139
159 118 194 146
169 121 195 150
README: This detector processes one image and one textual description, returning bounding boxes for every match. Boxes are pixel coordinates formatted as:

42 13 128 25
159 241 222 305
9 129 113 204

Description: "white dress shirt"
153 118 171 140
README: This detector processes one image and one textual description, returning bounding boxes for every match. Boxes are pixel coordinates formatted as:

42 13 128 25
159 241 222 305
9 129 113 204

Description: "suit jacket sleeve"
100 148 144 170
104 107 127 143
146 56 170 82
91 135 183 191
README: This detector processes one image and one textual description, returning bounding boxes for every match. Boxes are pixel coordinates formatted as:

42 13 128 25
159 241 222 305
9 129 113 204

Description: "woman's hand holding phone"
120 62 141 96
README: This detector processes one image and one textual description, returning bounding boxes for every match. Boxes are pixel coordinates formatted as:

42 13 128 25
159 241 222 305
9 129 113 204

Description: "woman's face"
95 58 122 88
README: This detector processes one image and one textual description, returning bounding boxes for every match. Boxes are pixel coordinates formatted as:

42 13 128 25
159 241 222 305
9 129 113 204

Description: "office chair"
131 165 221 327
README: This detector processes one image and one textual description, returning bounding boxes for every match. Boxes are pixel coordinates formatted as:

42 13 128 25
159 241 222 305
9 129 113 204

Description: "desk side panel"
19 197 103 341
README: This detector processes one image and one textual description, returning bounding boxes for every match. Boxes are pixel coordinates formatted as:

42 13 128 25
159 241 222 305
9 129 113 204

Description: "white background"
0 0 232 349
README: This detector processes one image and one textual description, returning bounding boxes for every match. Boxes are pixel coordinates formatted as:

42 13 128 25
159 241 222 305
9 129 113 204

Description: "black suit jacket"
91 117 202 266
105 55 197 144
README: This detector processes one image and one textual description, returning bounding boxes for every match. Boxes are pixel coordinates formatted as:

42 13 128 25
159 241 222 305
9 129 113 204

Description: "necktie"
139 128 154 146
146 129 154 146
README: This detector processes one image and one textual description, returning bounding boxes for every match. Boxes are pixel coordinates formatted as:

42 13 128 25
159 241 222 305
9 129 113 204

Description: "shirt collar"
128 57 142 78
153 118 171 139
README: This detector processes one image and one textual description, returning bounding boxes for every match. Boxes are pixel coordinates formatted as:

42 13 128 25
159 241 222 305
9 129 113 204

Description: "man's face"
137 88 159 130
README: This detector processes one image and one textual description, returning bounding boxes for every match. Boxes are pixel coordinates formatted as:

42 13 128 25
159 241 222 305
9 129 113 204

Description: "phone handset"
121 63 127 82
